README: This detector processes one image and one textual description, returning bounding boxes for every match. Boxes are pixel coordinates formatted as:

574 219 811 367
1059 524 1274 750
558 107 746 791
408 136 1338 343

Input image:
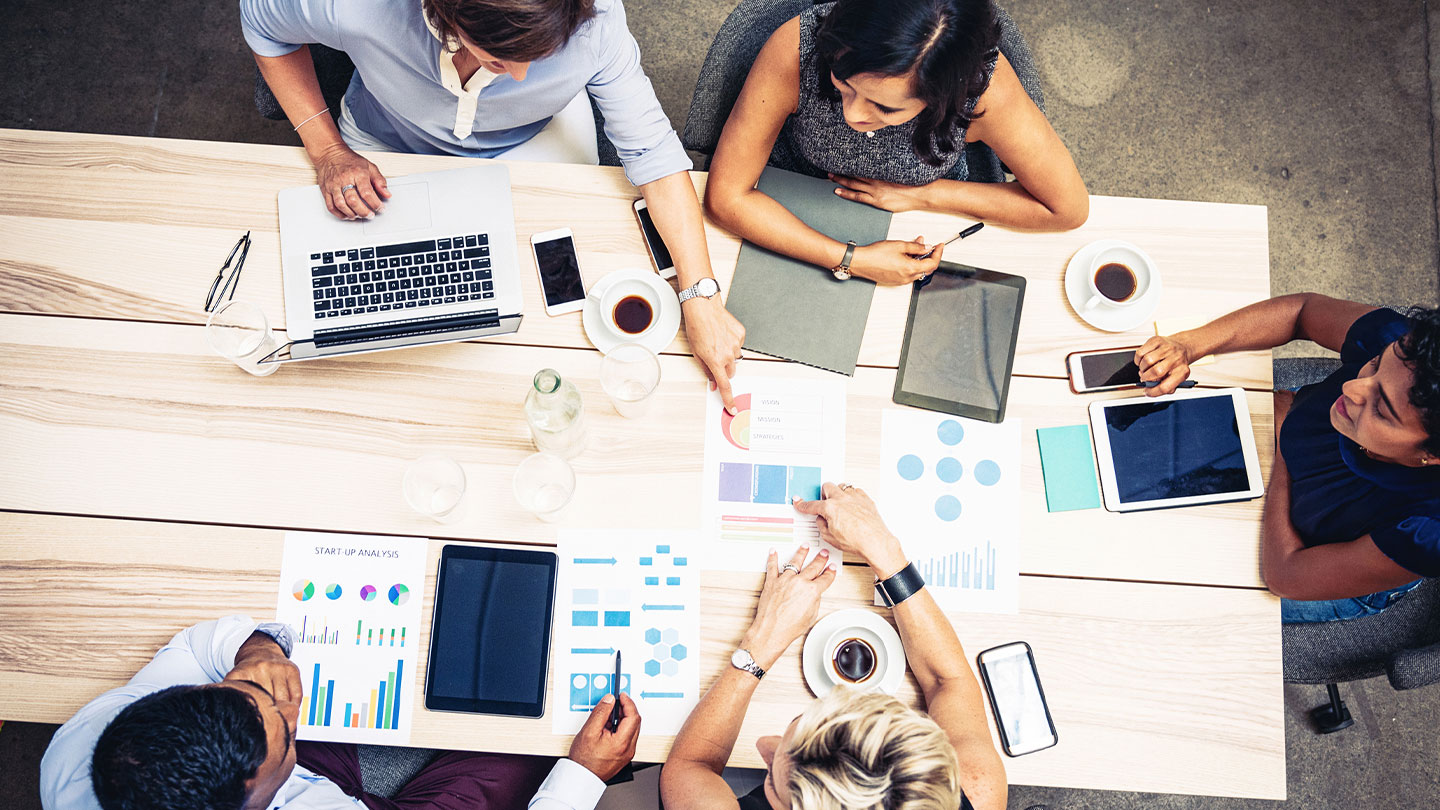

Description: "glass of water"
600 343 661 418
205 301 280 377
403 454 467 522
513 452 575 522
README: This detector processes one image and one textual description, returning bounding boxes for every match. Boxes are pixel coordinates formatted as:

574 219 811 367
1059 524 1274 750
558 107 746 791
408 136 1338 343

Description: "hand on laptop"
568 692 641 781
313 143 392 221
684 296 746 413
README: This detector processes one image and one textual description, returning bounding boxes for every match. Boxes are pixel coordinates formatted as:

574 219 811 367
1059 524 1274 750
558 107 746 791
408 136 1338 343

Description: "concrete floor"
2 0 1438 807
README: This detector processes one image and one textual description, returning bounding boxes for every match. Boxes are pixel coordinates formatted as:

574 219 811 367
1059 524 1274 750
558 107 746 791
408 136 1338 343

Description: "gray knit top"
769 3 997 185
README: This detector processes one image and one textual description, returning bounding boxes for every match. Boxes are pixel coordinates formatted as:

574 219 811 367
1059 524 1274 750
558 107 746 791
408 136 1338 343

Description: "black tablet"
893 263 1026 423
424 545 557 717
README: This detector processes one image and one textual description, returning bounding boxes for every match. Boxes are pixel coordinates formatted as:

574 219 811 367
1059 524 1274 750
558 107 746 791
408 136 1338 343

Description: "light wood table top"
0 130 1283 799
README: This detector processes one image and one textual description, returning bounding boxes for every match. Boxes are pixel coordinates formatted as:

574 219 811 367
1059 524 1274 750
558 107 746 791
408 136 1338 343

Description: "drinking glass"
599 343 661 418
513 452 576 522
205 301 280 377
403 454 467 522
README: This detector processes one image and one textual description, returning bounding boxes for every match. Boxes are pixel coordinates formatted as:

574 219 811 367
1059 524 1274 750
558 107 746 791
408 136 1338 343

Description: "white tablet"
1088 388 1265 512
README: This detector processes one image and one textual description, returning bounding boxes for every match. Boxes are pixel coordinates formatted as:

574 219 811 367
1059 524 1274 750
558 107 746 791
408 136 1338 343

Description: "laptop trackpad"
363 181 433 236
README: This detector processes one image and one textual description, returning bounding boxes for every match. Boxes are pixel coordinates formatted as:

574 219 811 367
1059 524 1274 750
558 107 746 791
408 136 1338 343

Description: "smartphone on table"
976 641 1058 757
531 227 586 316
1066 346 1143 393
632 199 676 279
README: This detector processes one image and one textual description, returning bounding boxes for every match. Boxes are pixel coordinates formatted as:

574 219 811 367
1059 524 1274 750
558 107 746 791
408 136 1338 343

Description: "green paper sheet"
1036 425 1102 512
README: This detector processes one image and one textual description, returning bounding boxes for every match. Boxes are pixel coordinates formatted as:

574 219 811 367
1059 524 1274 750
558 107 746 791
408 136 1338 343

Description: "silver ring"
341 184 357 192
838 483 855 491
781 563 801 575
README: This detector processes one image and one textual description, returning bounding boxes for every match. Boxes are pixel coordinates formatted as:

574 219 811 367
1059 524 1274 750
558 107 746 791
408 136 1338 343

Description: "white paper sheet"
700 375 846 571
875 409 1021 614
552 530 700 736
274 532 428 745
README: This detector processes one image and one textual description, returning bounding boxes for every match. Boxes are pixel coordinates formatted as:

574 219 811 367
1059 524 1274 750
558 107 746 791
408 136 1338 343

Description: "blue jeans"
1280 579 1424 624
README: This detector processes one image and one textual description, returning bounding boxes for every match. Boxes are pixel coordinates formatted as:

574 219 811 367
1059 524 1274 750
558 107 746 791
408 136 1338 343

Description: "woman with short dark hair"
706 0 1089 286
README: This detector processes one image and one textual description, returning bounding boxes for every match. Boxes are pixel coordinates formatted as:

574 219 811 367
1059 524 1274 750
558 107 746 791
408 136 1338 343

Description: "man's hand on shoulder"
225 631 302 704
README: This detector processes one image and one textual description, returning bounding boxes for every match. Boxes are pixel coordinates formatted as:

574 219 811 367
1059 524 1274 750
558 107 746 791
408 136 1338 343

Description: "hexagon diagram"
645 627 685 677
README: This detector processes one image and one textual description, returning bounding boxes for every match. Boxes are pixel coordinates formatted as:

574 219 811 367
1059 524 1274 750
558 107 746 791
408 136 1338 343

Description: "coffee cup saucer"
581 268 681 354
801 608 907 698
1064 239 1163 333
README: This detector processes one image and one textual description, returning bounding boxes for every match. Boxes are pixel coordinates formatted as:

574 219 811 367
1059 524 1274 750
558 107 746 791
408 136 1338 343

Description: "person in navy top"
1136 294 1440 623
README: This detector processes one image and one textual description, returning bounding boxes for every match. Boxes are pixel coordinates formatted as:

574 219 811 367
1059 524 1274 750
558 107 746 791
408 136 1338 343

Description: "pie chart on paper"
720 393 752 450
388 584 411 606
325 584 343 600
359 585 377 602
292 580 315 601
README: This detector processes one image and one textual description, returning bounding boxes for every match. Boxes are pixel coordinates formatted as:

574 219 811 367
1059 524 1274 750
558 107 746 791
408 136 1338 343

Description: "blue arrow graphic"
572 557 617 565
641 604 685 611
640 691 686 699
571 647 615 655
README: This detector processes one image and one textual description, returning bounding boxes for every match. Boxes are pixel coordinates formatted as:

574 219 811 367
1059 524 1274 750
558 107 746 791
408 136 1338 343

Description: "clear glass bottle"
524 369 586 458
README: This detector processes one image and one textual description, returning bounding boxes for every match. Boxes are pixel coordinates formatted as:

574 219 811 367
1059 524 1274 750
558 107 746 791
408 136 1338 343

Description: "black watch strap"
874 562 925 608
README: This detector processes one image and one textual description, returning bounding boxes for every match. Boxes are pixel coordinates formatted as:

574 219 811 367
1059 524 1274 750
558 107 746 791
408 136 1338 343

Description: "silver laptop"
265 165 524 363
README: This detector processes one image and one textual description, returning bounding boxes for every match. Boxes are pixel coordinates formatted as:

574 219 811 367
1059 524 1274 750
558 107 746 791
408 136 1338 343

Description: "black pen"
1139 380 1198 389
919 222 984 259
608 650 622 731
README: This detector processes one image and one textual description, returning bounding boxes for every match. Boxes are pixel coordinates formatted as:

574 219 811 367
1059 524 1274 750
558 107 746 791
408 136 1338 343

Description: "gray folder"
724 167 894 375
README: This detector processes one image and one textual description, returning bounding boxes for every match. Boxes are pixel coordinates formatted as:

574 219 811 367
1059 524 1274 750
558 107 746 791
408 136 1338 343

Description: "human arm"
704 20 947 286
830 54 1088 232
659 547 838 810
239 0 390 219
792 486 1007 810
529 693 641 809
1136 293 1380 395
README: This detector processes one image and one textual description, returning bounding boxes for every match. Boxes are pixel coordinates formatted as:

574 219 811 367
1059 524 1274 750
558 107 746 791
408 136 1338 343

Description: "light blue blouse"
240 0 690 186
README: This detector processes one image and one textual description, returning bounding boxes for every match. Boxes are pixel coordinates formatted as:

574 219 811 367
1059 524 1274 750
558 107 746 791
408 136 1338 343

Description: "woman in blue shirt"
1138 294 1440 623
241 0 746 409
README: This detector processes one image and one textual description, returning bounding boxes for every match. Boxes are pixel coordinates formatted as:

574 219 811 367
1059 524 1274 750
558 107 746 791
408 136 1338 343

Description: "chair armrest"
1389 638 1440 690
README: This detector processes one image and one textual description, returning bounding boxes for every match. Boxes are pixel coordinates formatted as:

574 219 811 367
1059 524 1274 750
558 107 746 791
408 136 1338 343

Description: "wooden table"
0 130 1284 799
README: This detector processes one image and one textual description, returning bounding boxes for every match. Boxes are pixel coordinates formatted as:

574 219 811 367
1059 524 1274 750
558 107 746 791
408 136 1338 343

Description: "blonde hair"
782 687 960 810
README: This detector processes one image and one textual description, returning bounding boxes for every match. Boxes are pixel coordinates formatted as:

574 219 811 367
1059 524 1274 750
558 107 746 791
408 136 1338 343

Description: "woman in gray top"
707 0 1089 286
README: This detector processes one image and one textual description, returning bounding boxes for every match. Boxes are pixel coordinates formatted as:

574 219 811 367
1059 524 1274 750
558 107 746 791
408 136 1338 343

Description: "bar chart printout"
276 532 427 744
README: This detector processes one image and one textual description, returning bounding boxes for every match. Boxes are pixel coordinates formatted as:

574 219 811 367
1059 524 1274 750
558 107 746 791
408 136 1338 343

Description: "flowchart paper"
875 409 1021 614
700 375 846 571
552 530 700 736
275 532 428 745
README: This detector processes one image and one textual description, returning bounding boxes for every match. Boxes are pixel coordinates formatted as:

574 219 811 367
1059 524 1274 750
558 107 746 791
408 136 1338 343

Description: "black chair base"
1309 683 1354 733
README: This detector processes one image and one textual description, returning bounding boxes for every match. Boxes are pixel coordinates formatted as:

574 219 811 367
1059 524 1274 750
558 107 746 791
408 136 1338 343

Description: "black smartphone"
976 641 1058 756
633 199 675 279
1066 347 1142 393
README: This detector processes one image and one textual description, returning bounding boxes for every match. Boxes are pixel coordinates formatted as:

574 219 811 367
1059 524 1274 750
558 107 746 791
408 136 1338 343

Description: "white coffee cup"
1083 243 1154 312
823 625 887 687
589 277 660 339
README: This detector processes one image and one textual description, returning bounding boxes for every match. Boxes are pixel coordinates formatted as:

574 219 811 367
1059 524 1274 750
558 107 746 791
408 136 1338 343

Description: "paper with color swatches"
1036 425 1102 512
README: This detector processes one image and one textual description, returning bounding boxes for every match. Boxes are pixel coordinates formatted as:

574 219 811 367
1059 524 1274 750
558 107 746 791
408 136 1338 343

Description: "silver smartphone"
977 641 1058 756
1066 347 1142 393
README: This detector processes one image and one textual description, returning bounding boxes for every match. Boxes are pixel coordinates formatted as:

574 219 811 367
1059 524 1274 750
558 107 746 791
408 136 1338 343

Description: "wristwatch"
874 562 925 608
832 241 857 280
252 622 296 658
730 648 766 680
678 276 721 304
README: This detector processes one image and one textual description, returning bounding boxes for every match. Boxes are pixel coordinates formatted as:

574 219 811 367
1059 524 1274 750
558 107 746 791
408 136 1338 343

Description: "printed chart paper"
876 410 1021 614
275 532 427 745
552 530 700 736
701 375 846 570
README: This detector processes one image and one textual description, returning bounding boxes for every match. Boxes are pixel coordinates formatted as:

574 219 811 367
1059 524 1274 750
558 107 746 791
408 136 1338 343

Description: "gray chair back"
681 0 1046 182
1283 578 1440 690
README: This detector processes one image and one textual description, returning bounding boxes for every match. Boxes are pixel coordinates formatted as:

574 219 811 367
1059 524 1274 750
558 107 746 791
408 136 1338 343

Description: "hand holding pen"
1134 334 1200 396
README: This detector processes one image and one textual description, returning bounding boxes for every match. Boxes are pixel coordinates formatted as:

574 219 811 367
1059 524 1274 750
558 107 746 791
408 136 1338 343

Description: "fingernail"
800 544 810 551
599 693 615 704
828 564 839 572
769 548 777 556
818 549 830 557
727 406 737 415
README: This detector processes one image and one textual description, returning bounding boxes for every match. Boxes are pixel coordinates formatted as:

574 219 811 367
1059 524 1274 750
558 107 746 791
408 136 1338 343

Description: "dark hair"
814 0 1001 166
423 0 597 62
1396 306 1440 456
92 685 270 810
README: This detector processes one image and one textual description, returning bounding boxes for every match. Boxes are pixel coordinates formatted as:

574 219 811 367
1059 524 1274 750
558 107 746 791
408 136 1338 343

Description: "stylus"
1138 380 1198 389
919 222 985 260
608 650 622 731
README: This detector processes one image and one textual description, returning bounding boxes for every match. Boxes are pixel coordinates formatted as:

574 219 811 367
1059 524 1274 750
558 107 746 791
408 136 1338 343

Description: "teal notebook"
1036 425 1102 512
724 167 894 375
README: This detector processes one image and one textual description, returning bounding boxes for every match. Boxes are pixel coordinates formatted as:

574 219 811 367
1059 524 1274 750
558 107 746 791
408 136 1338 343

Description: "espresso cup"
1083 243 1154 312
823 625 887 686
589 276 660 339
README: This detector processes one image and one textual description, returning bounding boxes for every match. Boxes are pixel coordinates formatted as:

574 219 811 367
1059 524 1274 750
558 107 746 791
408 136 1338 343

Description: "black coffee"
613 295 654 334
832 638 876 683
1094 262 1138 302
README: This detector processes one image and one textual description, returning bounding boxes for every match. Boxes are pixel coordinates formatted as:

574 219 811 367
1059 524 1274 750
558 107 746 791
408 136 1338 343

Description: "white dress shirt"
40 616 605 810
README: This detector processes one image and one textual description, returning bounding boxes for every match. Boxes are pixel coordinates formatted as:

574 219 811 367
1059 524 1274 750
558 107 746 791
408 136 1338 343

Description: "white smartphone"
976 642 1058 757
1066 346 1143 393
531 227 586 316
632 199 676 280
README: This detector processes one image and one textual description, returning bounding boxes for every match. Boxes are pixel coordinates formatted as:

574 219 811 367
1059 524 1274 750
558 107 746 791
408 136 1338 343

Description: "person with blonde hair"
661 483 1006 810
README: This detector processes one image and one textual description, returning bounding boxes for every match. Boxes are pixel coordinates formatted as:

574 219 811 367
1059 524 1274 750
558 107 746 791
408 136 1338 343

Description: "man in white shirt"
40 616 638 810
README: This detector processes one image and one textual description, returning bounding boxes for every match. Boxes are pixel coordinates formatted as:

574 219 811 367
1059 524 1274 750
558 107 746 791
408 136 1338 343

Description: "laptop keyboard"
309 234 494 319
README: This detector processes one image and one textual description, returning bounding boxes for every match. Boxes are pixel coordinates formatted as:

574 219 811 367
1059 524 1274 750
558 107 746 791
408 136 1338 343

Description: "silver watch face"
731 648 753 669
697 277 720 298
